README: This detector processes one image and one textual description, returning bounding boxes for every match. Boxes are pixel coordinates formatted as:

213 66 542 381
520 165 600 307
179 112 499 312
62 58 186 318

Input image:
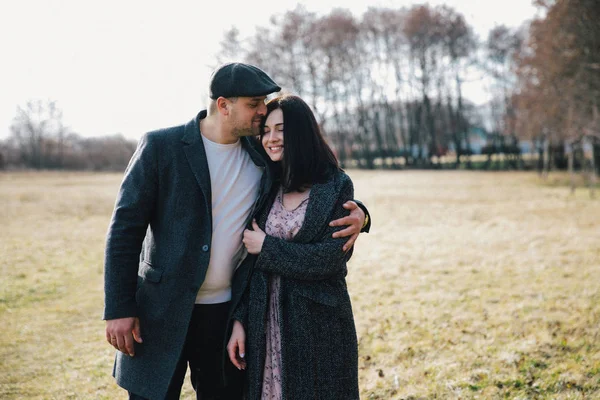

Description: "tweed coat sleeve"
354 199 372 233
103 132 158 320
255 174 354 281
231 288 249 325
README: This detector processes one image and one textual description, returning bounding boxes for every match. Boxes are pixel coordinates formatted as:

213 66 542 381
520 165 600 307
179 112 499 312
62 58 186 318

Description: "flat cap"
209 62 281 99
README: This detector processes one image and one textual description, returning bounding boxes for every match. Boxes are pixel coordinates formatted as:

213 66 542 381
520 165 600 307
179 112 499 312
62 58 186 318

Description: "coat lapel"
291 172 341 244
182 114 212 212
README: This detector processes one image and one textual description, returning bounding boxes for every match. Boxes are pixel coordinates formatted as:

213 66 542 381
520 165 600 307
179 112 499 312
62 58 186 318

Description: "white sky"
0 0 539 140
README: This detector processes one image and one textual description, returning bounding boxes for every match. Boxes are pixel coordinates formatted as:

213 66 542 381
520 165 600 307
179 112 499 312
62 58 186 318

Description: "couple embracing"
103 63 370 400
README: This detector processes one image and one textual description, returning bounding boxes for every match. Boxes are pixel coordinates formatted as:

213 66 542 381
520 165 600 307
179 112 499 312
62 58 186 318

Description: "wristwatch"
362 213 369 230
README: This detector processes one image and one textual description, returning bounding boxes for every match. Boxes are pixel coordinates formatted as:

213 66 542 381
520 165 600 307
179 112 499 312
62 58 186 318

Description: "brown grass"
1 171 599 399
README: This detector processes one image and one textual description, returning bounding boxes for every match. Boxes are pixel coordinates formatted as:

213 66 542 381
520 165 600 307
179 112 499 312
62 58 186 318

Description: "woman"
227 95 359 399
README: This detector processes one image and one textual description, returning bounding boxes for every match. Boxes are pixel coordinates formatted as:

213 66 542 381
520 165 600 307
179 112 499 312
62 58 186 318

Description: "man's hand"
106 317 143 357
242 220 266 255
329 201 365 251
227 320 247 370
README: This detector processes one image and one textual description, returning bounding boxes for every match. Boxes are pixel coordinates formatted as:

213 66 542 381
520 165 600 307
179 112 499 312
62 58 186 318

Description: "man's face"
229 96 268 137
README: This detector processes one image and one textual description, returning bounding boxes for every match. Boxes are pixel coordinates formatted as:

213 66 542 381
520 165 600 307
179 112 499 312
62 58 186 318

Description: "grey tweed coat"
103 110 272 399
230 170 360 400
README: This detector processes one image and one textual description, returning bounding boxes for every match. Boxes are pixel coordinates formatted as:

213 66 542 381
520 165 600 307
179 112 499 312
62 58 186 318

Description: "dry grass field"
1 170 599 399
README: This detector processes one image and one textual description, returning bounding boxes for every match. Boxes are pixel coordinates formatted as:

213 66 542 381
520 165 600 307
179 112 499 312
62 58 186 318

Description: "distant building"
447 126 533 155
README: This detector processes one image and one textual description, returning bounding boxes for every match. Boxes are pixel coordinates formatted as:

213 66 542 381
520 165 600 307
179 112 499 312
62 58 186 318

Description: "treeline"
215 0 599 171
1 0 598 172
0 100 137 171
215 4 520 168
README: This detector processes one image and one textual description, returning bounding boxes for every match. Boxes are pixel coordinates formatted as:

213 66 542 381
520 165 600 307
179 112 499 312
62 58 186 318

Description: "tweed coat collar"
181 110 270 205
257 170 342 244
182 111 212 207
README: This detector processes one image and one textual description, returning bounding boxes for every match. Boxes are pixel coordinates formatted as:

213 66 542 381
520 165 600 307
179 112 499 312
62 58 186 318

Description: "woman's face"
262 108 284 162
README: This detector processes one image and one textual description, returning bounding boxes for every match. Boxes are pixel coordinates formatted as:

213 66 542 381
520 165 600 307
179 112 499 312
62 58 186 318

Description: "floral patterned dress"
261 187 310 400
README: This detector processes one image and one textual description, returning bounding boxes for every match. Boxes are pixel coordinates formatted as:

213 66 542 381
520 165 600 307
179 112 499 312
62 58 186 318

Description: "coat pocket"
294 286 338 307
138 260 163 283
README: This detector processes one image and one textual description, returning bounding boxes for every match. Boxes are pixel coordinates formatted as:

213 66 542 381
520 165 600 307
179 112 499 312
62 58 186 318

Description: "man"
104 63 369 400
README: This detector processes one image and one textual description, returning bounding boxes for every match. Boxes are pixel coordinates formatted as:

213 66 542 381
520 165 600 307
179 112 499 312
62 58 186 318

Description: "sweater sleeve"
103 133 158 320
255 175 354 281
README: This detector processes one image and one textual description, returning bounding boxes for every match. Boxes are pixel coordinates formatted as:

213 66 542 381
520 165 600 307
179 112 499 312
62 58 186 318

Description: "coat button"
202 244 209 252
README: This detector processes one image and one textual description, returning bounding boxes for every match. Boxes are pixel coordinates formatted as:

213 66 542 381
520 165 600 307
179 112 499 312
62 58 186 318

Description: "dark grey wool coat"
103 110 272 399
230 170 360 400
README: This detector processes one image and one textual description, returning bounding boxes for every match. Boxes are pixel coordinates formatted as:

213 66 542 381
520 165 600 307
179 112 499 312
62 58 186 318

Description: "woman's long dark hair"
260 95 341 192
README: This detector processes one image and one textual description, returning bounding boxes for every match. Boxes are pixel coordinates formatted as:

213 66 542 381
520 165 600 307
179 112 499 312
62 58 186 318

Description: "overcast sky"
0 0 539 140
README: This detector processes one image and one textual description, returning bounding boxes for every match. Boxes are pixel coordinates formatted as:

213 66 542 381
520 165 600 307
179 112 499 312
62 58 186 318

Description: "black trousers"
130 302 244 400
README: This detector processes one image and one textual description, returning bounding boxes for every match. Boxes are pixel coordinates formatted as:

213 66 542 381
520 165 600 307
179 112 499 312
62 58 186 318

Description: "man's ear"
216 97 229 116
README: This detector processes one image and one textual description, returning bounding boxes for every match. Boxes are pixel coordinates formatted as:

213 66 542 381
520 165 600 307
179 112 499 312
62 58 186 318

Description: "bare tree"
404 5 444 165
217 26 244 65
439 5 476 166
10 99 67 169
513 0 600 174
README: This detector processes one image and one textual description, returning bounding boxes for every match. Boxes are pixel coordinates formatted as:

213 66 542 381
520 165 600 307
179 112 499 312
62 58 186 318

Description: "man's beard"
232 123 260 137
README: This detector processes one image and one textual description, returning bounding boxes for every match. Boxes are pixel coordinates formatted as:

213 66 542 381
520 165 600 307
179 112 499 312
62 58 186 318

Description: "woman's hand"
227 320 246 370
243 220 266 255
